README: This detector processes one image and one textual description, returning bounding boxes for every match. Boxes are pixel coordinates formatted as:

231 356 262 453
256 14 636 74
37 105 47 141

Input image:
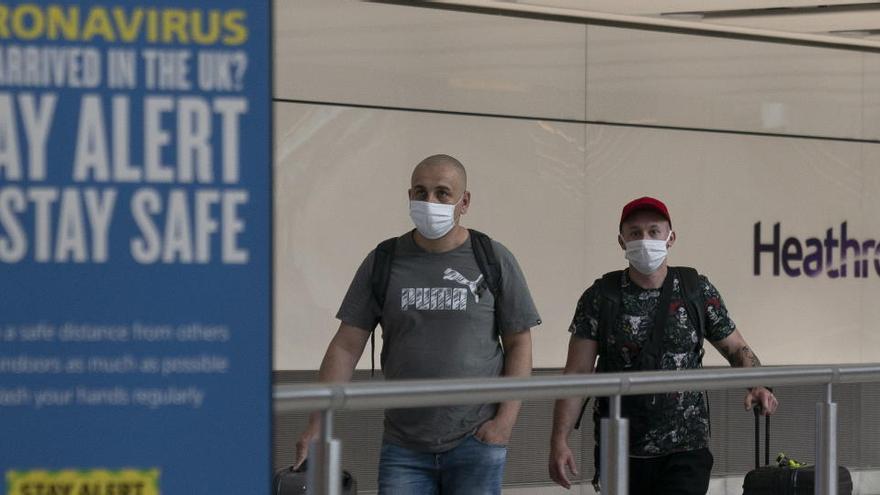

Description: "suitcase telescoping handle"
753 406 770 469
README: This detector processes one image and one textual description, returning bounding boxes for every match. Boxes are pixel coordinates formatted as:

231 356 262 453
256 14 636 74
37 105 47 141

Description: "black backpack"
575 267 709 487
594 266 706 375
367 229 503 375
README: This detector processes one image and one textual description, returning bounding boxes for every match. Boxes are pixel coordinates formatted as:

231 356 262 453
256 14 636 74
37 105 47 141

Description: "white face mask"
409 195 463 240
623 232 672 275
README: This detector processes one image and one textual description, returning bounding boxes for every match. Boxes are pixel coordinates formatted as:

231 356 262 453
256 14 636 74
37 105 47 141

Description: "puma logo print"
443 268 484 302
399 268 485 311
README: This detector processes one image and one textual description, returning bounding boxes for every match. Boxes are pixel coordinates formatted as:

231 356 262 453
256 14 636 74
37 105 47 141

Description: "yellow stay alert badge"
6 468 160 495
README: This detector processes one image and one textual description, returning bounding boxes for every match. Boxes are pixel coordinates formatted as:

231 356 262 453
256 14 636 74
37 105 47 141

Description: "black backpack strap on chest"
469 228 504 338
369 236 398 376
596 270 623 373
673 266 712 436
468 228 503 299
371 237 398 309
673 266 705 358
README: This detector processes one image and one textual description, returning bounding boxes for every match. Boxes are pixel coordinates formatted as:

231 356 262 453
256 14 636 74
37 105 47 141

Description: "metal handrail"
273 364 880 412
276 363 880 495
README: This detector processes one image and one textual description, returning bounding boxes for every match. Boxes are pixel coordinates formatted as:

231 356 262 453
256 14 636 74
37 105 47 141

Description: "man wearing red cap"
549 197 778 494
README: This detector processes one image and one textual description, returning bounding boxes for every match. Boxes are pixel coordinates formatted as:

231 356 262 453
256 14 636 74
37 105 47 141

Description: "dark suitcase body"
743 465 852 495
742 409 852 495
273 461 357 495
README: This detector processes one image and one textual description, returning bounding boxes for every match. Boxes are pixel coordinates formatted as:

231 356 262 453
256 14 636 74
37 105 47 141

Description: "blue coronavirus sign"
0 2 272 493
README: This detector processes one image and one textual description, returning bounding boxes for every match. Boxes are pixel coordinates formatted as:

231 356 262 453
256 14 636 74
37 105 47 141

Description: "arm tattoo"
718 342 737 365
726 345 761 368
718 344 766 394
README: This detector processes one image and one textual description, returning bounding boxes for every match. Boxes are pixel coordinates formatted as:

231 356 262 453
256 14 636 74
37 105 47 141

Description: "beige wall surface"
273 0 880 369
586 26 867 139
274 0 587 120
274 104 587 370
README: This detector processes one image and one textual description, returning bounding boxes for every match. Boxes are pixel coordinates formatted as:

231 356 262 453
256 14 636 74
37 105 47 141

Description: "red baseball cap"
619 197 671 230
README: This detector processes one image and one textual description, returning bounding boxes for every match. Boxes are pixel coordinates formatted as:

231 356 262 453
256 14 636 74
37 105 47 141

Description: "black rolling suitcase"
742 408 852 495
273 460 357 495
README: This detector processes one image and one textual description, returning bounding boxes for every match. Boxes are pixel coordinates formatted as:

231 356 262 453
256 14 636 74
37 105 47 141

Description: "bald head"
412 154 467 190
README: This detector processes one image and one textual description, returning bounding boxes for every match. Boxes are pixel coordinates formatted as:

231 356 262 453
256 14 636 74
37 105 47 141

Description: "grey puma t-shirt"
336 230 541 453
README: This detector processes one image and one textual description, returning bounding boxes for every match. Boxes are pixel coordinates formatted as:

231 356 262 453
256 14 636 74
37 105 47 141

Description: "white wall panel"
276 105 875 370
274 102 587 370
586 26 865 140
859 144 880 363
863 54 880 141
584 124 869 365
274 0 587 121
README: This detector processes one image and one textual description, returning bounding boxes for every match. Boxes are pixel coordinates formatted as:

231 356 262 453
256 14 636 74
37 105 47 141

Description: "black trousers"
628 448 714 495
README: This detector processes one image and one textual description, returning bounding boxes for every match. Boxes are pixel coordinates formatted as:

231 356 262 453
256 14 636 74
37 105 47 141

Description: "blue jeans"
377 435 507 495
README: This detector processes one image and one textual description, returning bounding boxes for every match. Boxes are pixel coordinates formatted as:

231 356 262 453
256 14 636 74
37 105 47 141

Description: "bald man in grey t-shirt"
295 154 541 494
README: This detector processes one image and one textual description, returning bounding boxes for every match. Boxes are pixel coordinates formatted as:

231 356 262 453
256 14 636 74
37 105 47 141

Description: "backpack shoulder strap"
581 269 622 485
371 237 398 310
574 272 621 431
468 228 502 297
369 236 398 376
468 229 505 341
598 270 623 305
676 266 700 297
674 266 705 349
674 266 712 435
595 270 623 373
